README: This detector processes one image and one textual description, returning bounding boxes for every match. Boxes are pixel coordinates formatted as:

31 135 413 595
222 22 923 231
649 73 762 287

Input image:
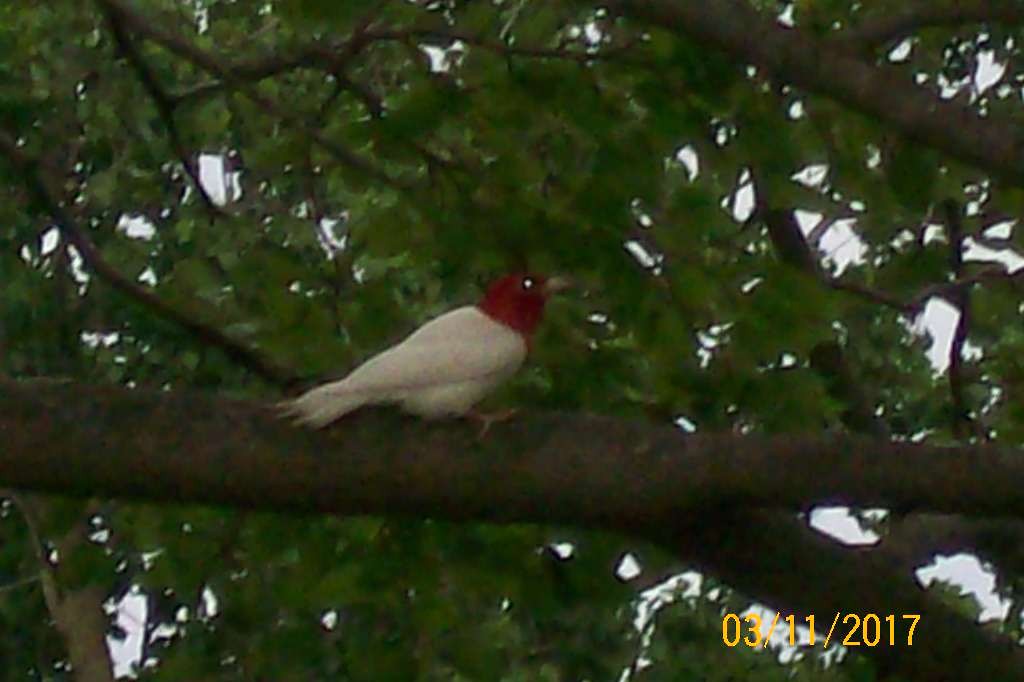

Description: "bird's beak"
543 275 575 295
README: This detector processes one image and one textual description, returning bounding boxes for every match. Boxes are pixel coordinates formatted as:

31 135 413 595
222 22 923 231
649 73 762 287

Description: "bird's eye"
522 277 535 290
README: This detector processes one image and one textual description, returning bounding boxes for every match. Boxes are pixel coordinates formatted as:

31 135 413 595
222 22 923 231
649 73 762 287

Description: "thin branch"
756 203 1024 318
910 265 1024 307
806 209 857 246
943 200 983 440
0 573 41 595
751 193 890 437
829 279 916 314
0 131 300 389
365 27 646 64
97 1 223 218
100 0 412 190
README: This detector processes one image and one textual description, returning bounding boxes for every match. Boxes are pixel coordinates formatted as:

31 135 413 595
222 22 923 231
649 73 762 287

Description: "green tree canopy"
3 1 1024 680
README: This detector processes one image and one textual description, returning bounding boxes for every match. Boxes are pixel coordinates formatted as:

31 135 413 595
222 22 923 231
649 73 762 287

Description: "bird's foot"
465 408 519 439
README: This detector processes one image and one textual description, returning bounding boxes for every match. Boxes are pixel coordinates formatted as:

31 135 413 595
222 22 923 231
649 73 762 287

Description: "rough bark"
4 378 1024 678
620 0 1024 187
6 378 1024 521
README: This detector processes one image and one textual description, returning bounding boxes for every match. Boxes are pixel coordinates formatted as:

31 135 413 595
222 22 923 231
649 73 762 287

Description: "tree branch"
9 494 115 682
4 379 1024 532
99 0 413 190
5 378 1024 679
751 180 890 436
944 200 980 439
97 0 224 218
619 0 1024 187
840 0 1024 46
364 27 644 64
667 511 1024 681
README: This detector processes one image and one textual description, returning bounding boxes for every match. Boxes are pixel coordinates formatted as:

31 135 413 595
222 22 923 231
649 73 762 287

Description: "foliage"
1 0 1022 679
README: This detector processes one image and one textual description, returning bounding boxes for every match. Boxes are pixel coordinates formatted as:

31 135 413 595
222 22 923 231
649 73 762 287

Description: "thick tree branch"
4 379 1024 533
0 132 300 389
840 0 1024 46
668 512 1024 681
5 379 1024 679
620 0 1024 187
10 494 115 682
883 514 1024 578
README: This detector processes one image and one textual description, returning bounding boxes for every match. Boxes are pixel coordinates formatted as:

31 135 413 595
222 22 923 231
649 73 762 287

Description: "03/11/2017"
722 612 921 649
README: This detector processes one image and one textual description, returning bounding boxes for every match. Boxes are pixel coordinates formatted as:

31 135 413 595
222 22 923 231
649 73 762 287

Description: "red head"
477 273 571 337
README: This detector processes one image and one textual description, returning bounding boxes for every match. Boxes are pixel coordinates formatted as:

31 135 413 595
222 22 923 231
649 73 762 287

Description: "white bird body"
281 306 528 428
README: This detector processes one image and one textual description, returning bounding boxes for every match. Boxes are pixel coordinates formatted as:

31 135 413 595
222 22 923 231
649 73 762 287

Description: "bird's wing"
340 306 526 394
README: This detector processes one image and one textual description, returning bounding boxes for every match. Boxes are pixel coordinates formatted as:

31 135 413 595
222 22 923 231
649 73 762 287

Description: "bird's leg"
465 408 519 439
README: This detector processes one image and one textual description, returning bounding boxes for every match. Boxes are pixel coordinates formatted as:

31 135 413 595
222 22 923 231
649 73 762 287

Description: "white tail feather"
278 381 368 428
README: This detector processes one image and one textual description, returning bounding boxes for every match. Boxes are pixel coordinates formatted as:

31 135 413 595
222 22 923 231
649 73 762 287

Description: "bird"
280 273 572 428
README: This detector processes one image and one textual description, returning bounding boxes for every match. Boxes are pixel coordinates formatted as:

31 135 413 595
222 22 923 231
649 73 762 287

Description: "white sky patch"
729 171 756 222
923 223 946 245
809 507 880 546
421 43 464 73
318 215 348 258
983 220 1015 239
675 145 699 181
696 322 731 368
963 236 1024 272
549 542 575 560
193 2 209 34
818 220 866 275
888 38 913 63
108 588 147 678
792 163 828 188
938 72 967 100
138 266 158 287
621 572 701 678
915 298 959 373
40 227 60 255
740 276 763 294
321 609 339 631
974 50 1006 96
866 145 882 169
905 233 1024 372
794 210 866 275
118 214 156 241
916 554 1010 622
198 154 236 205
200 585 219 620
616 553 642 581
67 245 90 287
81 331 120 349
624 239 660 269
777 3 795 27
890 229 916 250
630 571 703 652
674 415 696 432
